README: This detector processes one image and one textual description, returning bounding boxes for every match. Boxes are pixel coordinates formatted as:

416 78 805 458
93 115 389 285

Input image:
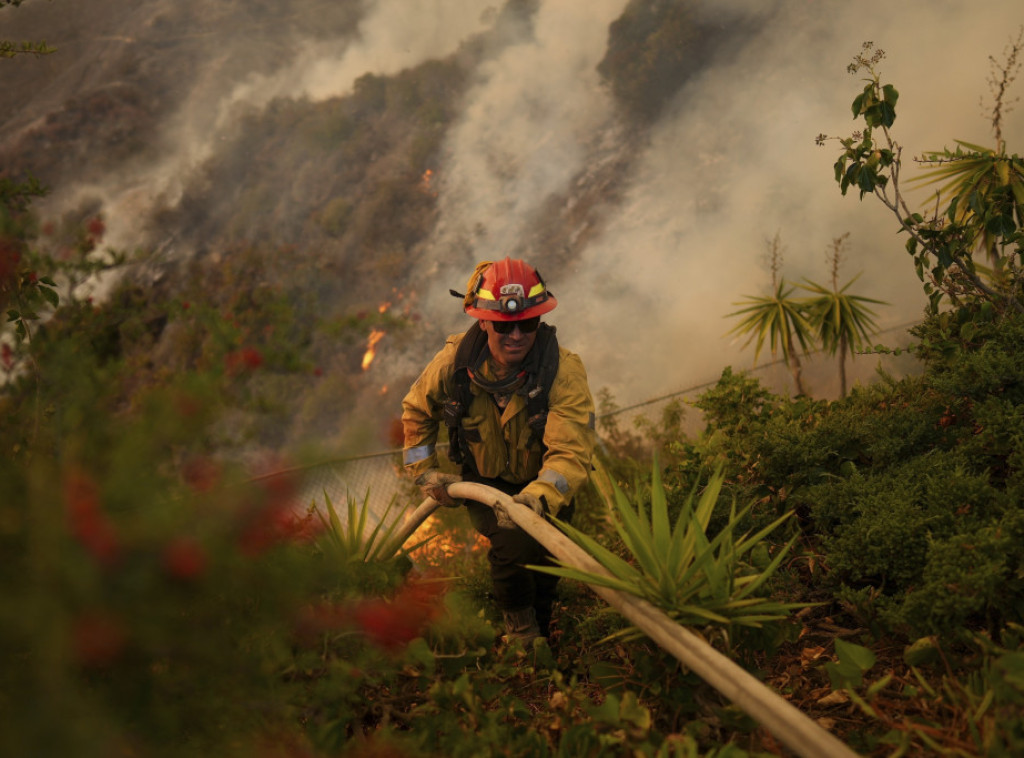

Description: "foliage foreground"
4 29 1024 758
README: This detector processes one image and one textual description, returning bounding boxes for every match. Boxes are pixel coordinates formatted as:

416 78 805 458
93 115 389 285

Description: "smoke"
389 0 1024 406
5 0 1024 413
16 0 497 255
420 0 628 296
225 0 497 107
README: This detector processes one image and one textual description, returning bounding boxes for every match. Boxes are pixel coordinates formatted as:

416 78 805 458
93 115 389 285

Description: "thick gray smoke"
416 0 1024 403
4 0 1023 413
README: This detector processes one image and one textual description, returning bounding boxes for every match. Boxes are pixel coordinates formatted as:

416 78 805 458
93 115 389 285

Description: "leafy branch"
0 39 55 58
819 40 1024 315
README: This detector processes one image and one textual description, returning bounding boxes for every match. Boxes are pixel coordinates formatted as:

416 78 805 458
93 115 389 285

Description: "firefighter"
401 257 596 645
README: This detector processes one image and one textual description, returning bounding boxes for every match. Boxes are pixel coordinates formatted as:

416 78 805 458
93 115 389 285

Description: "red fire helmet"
463 257 557 321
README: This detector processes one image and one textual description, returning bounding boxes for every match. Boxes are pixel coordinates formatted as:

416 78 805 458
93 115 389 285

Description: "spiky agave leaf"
532 463 804 637
317 490 433 562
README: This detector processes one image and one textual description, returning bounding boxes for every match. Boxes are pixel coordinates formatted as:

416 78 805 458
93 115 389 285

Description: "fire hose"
385 482 858 758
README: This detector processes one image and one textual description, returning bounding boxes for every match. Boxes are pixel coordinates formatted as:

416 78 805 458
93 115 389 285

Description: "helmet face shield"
463 257 557 321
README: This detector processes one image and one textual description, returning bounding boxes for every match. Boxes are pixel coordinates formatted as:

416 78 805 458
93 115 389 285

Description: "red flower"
86 216 106 241
352 577 447 651
182 455 221 492
71 611 126 667
225 347 263 375
162 536 208 581
238 503 323 556
1 342 13 370
63 467 120 567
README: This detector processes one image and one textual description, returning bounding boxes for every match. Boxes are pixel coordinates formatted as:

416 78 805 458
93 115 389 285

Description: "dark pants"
462 473 573 637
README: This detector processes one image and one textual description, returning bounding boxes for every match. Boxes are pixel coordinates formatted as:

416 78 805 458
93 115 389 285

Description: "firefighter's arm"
521 351 596 514
401 340 458 481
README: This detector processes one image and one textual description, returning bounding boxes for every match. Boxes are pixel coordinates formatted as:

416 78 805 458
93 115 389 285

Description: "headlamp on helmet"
456 257 558 321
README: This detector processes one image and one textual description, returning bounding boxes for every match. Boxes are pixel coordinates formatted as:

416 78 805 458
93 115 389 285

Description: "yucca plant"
317 490 432 562
799 235 886 398
911 141 1024 263
537 460 804 639
727 232 815 396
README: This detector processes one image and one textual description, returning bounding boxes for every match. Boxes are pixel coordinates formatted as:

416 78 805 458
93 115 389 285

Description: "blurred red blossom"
2 342 13 370
71 611 126 667
237 471 323 555
63 466 120 567
225 346 263 375
162 536 208 581
293 576 447 652
182 455 221 492
352 576 447 652
86 215 106 242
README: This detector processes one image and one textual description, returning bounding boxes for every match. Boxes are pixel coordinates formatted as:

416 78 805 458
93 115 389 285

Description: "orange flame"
419 169 438 197
410 514 488 567
361 328 386 371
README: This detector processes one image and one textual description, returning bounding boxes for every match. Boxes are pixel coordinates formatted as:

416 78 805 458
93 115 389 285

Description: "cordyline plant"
536 459 803 640
799 233 886 397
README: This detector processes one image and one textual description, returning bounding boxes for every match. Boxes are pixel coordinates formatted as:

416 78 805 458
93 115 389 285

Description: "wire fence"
260 319 922 534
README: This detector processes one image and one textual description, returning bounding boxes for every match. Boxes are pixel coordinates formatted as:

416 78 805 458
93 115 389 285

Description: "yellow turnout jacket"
401 331 596 513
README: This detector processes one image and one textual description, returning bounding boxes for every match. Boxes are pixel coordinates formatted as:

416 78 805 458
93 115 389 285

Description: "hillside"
2 0 755 456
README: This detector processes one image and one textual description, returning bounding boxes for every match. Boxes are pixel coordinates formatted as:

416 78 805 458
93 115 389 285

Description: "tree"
727 232 814 396
820 37 1024 315
799 233 885 398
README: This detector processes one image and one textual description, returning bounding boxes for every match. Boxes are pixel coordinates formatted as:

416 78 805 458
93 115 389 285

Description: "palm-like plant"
799 235 886 398
534 459 804 639
727 279 814 396
911 140 1024 263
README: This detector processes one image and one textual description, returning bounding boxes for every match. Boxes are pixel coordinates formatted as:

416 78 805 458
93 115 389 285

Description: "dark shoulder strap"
525 324 559 446
444 323 488 466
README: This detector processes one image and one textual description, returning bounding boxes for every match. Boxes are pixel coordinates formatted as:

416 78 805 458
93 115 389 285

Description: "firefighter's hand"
513 491 546 517
415 470 462 507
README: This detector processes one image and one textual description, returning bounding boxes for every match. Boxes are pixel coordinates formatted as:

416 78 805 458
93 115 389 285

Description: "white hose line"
381 496 441 558
439 481 859 758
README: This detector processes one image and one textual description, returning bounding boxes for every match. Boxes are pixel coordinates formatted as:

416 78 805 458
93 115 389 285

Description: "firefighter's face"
480 319 538 370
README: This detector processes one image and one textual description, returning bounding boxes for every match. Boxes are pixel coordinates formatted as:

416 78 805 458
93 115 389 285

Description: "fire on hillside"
361 328 386 370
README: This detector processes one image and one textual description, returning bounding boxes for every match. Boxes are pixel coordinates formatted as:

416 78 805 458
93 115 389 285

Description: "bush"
666 310 1024 641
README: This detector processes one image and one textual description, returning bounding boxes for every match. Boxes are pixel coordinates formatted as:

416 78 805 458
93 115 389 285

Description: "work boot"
501 607 542 647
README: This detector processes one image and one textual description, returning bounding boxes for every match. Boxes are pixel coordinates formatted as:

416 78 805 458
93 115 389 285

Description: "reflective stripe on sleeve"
403 444 435 466
538 468 570 495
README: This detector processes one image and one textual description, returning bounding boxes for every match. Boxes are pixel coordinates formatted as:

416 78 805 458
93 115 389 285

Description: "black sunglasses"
491 316 540 335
